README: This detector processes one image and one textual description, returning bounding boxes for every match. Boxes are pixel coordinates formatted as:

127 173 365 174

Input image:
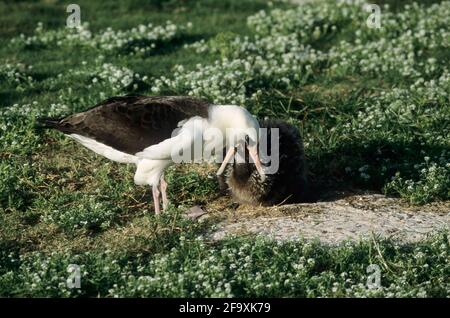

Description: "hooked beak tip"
247 144 265 181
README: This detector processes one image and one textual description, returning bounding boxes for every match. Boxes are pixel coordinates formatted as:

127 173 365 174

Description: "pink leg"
152 184 161 215
160 175 169 211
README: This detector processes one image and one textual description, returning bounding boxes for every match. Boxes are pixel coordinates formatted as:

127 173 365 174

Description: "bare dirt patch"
203 193 449 244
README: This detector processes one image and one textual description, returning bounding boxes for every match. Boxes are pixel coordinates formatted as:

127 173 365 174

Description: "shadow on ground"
306 138 449 202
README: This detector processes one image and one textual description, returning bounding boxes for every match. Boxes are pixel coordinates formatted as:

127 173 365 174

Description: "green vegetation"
0 0 449 297
1 232 449 297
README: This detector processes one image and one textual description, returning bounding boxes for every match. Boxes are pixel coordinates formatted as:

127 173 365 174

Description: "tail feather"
35 117 68 132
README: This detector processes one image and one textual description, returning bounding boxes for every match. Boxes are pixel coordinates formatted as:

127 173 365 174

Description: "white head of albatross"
37 96 265 215
208 105 265 181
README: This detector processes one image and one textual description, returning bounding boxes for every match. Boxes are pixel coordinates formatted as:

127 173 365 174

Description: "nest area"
199 191 450 244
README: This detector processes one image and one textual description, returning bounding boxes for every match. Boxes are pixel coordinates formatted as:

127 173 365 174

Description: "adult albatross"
39 96 265 214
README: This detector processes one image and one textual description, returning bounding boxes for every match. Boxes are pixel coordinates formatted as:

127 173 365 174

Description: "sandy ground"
190 193 450 244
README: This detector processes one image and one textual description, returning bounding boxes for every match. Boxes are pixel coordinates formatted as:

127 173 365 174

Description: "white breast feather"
133 159 172 186
70 134 138 164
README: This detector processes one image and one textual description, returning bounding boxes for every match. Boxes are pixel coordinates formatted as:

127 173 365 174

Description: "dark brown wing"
47 95 211 154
